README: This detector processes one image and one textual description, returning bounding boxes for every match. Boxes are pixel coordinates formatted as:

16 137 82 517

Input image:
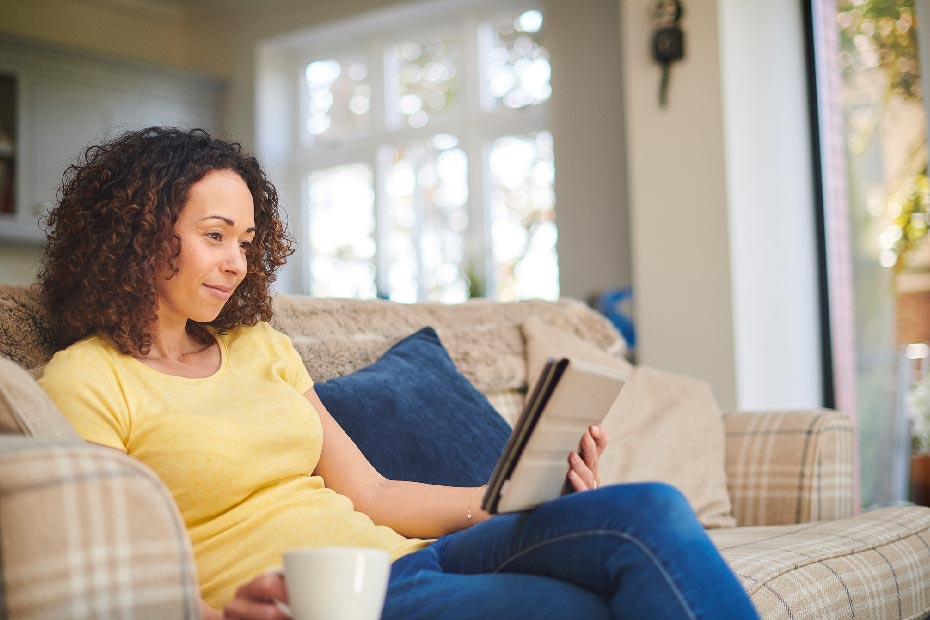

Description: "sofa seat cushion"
710 506 930 619
314 327 512 487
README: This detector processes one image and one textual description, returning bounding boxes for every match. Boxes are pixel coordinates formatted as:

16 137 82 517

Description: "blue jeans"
383 483 758 619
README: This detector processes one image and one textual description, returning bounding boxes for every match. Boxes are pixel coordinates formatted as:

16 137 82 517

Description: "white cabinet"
25 81 113 227
0 35 225 243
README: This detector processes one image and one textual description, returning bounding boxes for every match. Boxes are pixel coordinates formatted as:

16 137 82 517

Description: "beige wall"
718 0 822 409
620 0 737 408
547 0 630 300
618 0 823 411
0 0 198 72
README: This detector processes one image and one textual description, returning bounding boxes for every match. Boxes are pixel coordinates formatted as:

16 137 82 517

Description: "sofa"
0 282 928 619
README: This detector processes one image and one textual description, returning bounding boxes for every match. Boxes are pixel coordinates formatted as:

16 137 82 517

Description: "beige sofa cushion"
523 317 736 528
0 356 80 440
709 505 930 618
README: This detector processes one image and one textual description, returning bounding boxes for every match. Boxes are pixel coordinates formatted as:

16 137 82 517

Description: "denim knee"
595 481 699 531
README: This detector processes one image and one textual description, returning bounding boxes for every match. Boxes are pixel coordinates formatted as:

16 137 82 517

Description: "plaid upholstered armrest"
0 437 200 619
722 409 856 527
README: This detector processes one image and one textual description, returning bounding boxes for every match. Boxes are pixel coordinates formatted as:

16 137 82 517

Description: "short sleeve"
38 341 130 452
260 323 314 394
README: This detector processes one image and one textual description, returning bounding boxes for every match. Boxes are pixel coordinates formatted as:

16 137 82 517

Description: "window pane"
387 35 461 129
385 134 469 302
489 131 558 301
307 164 376 298
815 0 927 507
304 55 372 142
485 9 550 110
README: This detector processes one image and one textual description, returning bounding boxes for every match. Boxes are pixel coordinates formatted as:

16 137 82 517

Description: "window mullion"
413 156 427 300
374 146 390 299
369 34 390 299
480 104 548 138
463 12 491 298
288 54 312 295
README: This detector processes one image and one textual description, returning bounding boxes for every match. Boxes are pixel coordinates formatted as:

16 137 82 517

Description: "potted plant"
907 370 930 506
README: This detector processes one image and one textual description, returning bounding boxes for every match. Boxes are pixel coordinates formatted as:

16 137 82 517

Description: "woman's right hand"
223 570 290 620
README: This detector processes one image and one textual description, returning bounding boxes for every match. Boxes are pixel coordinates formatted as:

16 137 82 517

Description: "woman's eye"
206 232 222 241
240 241 253 251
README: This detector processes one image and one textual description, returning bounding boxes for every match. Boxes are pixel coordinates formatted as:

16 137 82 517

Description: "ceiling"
75 0 288 19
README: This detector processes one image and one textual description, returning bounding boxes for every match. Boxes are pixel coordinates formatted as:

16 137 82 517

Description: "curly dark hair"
39 126 294 355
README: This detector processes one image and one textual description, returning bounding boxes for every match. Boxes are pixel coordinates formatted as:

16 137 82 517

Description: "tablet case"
482 357 628 513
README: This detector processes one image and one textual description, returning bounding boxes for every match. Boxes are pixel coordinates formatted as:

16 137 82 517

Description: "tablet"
482 357 628 513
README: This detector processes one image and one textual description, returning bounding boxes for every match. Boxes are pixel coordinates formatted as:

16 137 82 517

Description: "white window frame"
256 0 548 299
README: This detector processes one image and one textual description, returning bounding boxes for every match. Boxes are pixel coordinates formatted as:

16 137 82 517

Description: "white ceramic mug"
282 546 391 620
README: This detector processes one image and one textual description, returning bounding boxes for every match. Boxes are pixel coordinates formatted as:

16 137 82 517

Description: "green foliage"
886 174 929 269
837 0 920 100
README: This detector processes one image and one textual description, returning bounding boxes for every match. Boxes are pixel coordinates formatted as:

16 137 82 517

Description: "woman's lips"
203 284 233 300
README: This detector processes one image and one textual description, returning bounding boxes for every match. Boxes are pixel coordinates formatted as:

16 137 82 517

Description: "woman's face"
154 169 256 328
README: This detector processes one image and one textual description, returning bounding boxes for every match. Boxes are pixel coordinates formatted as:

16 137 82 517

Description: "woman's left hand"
567 424 608 492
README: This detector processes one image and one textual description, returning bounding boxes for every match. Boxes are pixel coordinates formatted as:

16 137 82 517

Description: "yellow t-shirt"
39 322 427 609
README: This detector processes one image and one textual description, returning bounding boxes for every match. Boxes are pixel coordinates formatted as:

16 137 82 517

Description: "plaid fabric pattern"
711 506 930 619
724 410 856 527
0 437 200 619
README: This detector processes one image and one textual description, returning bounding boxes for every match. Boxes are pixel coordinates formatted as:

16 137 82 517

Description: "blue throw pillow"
314 327 511 487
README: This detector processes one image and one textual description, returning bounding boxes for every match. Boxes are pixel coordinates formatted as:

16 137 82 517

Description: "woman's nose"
224 244 247 274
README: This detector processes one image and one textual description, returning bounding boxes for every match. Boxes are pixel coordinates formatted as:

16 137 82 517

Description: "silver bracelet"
466 484 487 525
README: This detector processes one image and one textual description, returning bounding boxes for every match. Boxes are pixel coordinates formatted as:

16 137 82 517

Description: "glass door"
810 0 928 508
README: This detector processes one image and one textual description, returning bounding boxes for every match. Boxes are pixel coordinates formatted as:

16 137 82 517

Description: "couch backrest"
0 284 625 395
270 294 625 395
0 284 57 374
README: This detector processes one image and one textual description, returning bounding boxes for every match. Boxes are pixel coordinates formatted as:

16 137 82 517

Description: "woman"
37 127 758 620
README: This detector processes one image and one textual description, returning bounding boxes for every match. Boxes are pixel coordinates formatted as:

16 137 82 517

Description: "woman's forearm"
357 424 607 539
356 478 491 539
